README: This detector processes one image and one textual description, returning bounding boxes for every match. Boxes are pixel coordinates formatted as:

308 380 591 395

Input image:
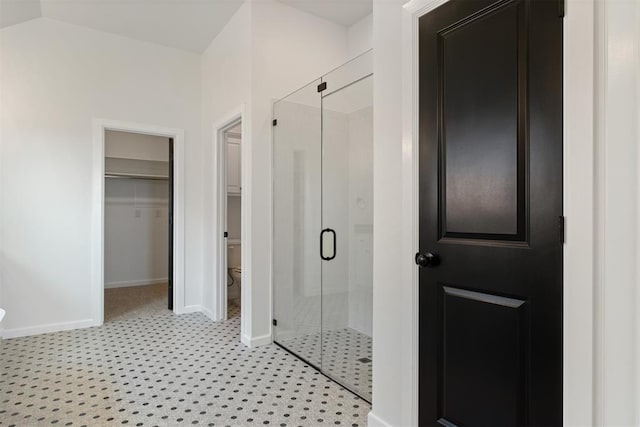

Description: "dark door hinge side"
272 119 277 126
559 0 565 18
559 216 565 244
272 319 277 326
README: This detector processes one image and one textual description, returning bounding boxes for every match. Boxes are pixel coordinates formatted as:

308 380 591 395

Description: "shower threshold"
274 327 372 402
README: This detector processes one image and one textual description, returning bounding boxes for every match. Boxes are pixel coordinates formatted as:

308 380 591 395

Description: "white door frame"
91 119 186 324
211 106 251 346
211 108 243 322
401 0 596 425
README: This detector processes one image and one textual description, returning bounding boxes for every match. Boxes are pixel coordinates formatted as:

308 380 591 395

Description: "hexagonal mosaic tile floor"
0 304 370 426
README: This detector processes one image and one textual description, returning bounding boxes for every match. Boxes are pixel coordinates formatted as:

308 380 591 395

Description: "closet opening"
216 119 242 322
103 130 174 322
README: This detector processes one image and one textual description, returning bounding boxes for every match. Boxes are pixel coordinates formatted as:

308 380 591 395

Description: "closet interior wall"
104 130 170 289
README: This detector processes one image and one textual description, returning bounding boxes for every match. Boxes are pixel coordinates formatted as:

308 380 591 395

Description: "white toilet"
227 243 241 302
229 266 241 284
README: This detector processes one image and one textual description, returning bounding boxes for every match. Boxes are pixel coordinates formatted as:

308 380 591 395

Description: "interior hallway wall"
200 0 252 319
368 1 409 425
200 0 351 340
348 13 373 57
247 0 349 345
0 18 202 337
347 105 374 337
595 0 640 424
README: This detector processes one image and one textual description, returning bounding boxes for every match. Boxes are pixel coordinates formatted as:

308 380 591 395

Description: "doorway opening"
224 122 242 321
92 119 185 326
215 117 243 324
103 130 174 322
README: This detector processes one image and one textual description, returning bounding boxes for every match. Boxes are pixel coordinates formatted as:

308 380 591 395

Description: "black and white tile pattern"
276 329 372 402
0 305 370 426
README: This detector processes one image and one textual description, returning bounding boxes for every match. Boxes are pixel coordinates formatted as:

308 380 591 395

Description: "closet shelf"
105 172 168 181
105 157 169 180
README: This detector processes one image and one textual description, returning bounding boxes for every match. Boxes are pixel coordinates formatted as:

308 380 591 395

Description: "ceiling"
0 0 372 52
0 0 42 29
1 0 245 53
278 0 371 26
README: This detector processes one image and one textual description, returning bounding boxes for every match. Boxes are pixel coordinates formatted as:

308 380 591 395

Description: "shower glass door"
320 65 373 401
272 79 323 367
272 50 373 401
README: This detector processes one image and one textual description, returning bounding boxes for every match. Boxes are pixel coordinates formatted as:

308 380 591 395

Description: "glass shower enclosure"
272 51 373 401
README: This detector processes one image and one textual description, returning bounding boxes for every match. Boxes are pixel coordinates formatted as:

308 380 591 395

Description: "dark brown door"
418 0 562 426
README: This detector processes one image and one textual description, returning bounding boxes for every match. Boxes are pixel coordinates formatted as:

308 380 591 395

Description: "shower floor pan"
276 327 372 402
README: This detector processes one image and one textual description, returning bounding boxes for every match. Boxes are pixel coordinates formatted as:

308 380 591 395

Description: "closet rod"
105 174 168 181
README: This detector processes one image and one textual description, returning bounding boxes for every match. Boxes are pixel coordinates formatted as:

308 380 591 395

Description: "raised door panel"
439 0 527 242
439 285 527 427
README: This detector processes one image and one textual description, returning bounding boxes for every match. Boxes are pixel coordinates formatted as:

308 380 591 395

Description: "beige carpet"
104 283 170 322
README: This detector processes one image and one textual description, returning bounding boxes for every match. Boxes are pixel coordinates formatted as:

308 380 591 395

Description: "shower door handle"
320 228 336 261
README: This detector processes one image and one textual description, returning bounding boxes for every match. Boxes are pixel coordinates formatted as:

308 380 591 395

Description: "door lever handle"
321 228 336 261
415 252 440 268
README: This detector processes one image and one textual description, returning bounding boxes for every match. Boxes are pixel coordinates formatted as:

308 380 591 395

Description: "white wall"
200 0 251 318
596 0 640 424
348 13 373 57
0 18 202 336
369 1 409 425
245 0 350 344
105 130 169 162
202 0 355 343
200 0 350 336
104 179 168 288
347 105 373 336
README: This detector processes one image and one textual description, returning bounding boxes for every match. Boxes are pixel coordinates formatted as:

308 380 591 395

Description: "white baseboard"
273 328 298 342
104 278 167 289
180 305 202 314
241 332 272 348
201 306 217 321
348 323 372 338
367 411 393 427
2 318 98 339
